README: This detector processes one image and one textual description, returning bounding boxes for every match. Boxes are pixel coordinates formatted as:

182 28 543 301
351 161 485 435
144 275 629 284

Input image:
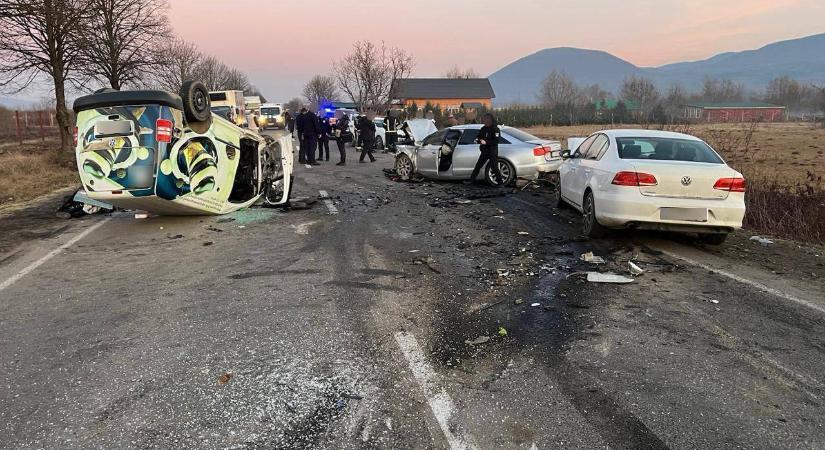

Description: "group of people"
283 107 503 186
287 109 399 166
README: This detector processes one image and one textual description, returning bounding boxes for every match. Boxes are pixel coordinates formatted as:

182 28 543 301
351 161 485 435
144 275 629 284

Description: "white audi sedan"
557 130 746 244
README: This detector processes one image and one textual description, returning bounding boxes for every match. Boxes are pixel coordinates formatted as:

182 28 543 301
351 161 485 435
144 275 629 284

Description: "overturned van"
72 81 293 215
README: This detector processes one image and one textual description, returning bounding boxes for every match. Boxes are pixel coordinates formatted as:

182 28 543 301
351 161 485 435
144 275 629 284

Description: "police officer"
383 110 399 153
295 108 307 164
317 115 332 162
468 113 504 185
302 108 321 165
357 113 377 163
333 115 349 166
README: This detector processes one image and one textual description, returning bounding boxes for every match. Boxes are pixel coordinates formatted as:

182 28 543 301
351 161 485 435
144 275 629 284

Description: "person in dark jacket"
383 110 399 153
357 113 377 163
295 108 307 164
302 109 321 165
317 116 332 162
284 111 294 137
468 113 504 185
334 115 349 166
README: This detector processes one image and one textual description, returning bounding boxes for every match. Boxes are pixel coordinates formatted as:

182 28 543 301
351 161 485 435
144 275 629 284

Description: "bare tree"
701 77 744 102
765 76 804 110
538 71 578 107
333 40 415 111
662 83 687 119
302 75 338 111
244 85 267 103
284 97 307 114
443 65 479 79
222 67 250 92
0 0 89 156
78 0 171 90
152 38 204 92
620 75 659 112
577 83 608 105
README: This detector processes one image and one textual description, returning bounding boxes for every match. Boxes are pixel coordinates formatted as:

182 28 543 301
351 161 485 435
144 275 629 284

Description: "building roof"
682 101 785 109
392 78 495 100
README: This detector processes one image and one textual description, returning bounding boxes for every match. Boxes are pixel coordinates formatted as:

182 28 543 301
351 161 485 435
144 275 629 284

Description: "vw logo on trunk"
681 176 692 186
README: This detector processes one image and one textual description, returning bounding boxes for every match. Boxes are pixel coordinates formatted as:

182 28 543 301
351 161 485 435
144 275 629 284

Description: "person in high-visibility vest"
383 110 399 153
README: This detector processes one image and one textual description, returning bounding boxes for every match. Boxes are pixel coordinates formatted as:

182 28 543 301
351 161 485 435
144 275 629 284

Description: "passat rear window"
616 137 723 164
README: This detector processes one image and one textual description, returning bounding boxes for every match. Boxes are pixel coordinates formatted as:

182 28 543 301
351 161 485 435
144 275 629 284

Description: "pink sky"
168 0 824 100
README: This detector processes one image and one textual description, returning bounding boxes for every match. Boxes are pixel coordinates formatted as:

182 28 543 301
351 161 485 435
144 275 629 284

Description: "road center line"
656 248 825 316
394 331 478 450
318 190 338 215
0 218 111 293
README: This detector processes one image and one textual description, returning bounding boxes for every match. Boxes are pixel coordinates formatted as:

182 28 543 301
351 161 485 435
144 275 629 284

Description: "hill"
489 33 825 105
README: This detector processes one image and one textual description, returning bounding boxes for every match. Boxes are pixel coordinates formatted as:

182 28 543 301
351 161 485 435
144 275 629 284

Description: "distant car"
557 129 745 244
72 81 293 215
394 124 562 186
258 103 284 130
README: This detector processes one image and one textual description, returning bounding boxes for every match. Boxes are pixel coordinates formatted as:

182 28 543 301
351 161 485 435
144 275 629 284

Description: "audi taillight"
714 177 746 192
156 119 173 143
612 171 657 186
532 146 547 156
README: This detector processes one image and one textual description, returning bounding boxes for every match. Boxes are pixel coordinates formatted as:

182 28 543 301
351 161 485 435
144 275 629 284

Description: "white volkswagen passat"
557 130 746 244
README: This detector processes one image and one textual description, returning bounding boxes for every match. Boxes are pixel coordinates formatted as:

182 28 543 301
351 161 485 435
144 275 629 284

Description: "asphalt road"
1 132 824 449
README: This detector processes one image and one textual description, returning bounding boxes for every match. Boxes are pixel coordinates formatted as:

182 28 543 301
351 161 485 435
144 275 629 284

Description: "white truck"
259 103 285 130
209 90 247 128
244 96 262 116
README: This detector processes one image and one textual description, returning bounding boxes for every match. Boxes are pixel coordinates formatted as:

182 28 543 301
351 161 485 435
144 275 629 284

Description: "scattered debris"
498 327 508 337
134 212 149 219
750 236 774 246
518 231 530 235
629 261 645 276
514 298 524 305
413 256 441 274
580 252 606 264
587 272 635 284
203 241 214 246
167 234 184 240
496 269 510 277
465 336 490 346
531 302 541 307
56 189 114 219
217 217 236 223
217 372 233 385
408 249 420 253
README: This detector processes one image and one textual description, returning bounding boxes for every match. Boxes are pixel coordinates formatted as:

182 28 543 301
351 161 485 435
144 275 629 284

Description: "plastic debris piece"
629 261 645 276
587 272 635 284
518 231 530 235
134 213 148 219
465 336 490 346
531 302 541 307
217 372 233 385
749 236 774 246
580 252 605 264
514 298 524 305
497 269 510 277
498 327 508 337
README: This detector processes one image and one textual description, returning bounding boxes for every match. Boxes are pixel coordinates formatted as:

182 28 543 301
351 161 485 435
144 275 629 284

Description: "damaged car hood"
404 119 438 144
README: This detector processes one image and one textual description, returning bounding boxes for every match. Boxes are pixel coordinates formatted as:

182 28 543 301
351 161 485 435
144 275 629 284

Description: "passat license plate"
660 207 708 222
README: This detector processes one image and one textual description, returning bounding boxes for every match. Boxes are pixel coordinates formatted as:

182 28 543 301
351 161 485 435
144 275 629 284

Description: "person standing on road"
357 112 377 163
295 108 307 164
302 109 321 165
383 110 399 153
468 113 503 185
284 111 294 137
317 115 332 162
334 114 349 166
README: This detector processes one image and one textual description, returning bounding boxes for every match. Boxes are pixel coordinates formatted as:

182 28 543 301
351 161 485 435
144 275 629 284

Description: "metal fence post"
15 110 21 146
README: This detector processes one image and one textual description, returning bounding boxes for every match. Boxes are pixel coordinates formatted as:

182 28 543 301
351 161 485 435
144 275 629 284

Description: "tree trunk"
52 74 73 163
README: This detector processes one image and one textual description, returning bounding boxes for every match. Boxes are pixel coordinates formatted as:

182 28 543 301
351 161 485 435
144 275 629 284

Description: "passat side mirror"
561 150 572 159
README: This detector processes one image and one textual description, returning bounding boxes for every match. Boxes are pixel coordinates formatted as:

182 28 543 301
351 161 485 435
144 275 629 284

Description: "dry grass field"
0 140 78 209
525 122 825 186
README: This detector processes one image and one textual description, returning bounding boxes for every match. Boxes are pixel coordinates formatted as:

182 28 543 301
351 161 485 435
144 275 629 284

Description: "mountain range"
489 33 825 105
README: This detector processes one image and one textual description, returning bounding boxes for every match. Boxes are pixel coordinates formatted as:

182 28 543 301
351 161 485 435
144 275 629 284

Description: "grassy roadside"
0 139 78 210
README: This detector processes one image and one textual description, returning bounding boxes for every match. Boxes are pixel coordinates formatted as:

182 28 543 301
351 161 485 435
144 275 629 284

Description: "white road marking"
318 190 339 215
656 248 825 316
0 218 110 293
394 331 478 450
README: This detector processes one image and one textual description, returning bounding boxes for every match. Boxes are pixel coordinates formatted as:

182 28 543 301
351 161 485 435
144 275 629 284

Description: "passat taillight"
156 119 173 143
611 171 657 186
713 177 746 192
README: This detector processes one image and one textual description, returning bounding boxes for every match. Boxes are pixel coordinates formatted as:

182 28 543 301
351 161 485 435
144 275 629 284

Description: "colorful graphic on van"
157 138 219 198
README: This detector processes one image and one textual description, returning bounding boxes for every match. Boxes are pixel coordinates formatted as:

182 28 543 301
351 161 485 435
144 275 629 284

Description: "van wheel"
180 80 211 123
699 233 728 245
582 191 607 238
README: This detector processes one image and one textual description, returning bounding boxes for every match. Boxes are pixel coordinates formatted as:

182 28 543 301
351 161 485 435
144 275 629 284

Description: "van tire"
180 80 211 123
